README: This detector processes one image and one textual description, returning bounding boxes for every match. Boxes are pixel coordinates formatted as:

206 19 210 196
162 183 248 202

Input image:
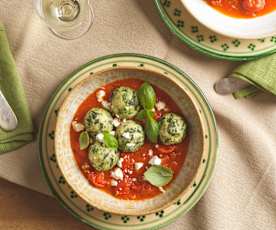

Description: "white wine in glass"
34 0 94 40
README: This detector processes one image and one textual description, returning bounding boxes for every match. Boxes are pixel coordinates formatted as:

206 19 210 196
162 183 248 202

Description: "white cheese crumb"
96 133 104 142
122 132 131 139
101 100 110 110
135 162 144 171
155 144 159 148
96 90 106 102
122 118 127 123
132 178 137 182
156 101 166 111
148 149 153 156
112 118 121 127
72 121 85 132
117 158 124 168
159 187 166 193
111 168 124 180
110 131 115 136
126 142 135 148
149 155 162 166
111 179 118 187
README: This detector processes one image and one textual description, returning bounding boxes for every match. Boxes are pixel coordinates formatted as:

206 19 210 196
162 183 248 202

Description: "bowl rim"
39 53 218 222
181 0 276 39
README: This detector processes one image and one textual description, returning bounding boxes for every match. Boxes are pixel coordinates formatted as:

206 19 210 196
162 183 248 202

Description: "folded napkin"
0 23 33 154
215 53 276 99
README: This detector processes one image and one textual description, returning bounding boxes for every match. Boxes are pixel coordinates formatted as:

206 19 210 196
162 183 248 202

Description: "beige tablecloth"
0 0 275 229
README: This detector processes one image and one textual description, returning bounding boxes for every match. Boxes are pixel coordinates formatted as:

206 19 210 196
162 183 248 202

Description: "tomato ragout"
70 79 189 200
207 0 276 18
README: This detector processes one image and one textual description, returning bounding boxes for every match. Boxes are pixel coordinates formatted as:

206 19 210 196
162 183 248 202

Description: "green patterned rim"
38 53 218 230
154 0 276 61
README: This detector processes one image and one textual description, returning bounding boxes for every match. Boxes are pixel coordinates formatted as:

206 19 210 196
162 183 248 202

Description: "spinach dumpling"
110 87 140 119
116 120 144 152
159 113 187 145
88 142 119 171
84 108 113 135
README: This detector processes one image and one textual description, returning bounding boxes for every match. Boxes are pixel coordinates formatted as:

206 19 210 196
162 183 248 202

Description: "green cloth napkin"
230 53 276 99
0 23 33 154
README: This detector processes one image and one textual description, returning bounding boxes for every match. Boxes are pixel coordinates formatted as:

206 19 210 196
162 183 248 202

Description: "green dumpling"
88 142 119 171
116 120 145 152
84 108 113 135
159 113 187 145
110 87 140 119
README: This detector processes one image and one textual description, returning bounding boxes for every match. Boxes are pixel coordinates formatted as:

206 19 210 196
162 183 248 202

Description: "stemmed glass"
33 0 94 40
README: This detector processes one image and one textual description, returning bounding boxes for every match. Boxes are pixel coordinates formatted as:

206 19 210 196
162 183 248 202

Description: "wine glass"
33 0 94 40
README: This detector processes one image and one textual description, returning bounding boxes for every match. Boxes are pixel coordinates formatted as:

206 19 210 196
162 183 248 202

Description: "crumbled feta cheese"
117 158 124 168
159 187 166 193
149 156 162 166
111 179 118 187
112 118 121 127
96 133 104 142
148 149 153 156
72 121 85 132
135 162 144 171
156 101 166 111
101 100 110 110
96 90 106 102
122 118 127 123
132 178 137 182
111 168 124 180
122 132 131 139
126 143 135 148
110 131 115 136
155 144 159 148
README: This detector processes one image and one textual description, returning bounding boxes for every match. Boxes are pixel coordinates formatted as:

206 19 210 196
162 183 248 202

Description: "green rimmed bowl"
154 0 276 61
39 53 218 229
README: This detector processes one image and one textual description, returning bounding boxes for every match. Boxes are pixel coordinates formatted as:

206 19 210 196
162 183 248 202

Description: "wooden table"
0 178 94 230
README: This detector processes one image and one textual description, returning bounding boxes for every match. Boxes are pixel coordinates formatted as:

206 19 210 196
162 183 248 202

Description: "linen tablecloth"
0 0 275 229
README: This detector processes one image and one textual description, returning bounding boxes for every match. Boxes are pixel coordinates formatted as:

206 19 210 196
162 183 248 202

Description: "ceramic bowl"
181 0 276 39
55 66 215 215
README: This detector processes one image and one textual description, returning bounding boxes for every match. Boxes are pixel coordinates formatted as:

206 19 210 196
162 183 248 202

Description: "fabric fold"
0 23 33 154
230 53 276 98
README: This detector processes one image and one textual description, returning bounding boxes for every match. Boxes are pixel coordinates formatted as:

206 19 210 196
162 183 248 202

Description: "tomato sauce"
70 79 189 200
207 0 276 18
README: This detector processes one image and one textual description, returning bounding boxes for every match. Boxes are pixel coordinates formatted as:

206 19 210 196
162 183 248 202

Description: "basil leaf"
136 109 154 121
138 82 156 110
145 110 159 143
79 131 90 150
135 110 146 121
144 165 173 187
103 131 118 150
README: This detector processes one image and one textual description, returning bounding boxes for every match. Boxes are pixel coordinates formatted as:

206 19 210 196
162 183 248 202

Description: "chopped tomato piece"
208 0 222 6
157 145 176 154
154 111 163 120
171 161 178 171
242 0 266 14
161 155 170 167
88 172 106 188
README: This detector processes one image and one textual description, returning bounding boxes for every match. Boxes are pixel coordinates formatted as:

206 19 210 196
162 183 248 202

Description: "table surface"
0 0 275 230
0 178 94 230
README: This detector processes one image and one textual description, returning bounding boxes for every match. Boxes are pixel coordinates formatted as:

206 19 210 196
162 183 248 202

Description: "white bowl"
181 0 276 39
